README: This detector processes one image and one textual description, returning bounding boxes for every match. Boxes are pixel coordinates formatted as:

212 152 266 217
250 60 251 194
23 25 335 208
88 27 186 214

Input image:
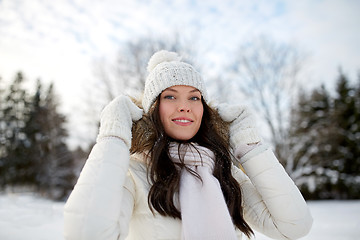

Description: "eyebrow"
163 88 200 93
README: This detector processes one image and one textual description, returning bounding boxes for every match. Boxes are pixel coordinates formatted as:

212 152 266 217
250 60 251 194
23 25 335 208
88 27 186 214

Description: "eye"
164 95 175 100
190 96 201 101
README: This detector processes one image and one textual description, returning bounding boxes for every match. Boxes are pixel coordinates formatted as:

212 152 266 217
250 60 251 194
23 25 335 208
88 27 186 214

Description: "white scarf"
169 143 238 240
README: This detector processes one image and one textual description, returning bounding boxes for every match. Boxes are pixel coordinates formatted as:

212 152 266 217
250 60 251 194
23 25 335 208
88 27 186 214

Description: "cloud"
277 1 360 82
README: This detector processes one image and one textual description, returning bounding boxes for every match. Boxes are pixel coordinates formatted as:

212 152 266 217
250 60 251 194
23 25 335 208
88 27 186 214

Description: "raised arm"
63 95 142 240
232 145 312 239
217 103 312 239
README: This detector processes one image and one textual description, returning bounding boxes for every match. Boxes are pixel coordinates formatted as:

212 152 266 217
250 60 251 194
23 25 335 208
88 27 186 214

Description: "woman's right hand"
96 95 143 148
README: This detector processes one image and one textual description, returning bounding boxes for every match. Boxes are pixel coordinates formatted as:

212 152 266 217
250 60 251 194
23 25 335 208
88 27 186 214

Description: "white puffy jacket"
64 138 312 240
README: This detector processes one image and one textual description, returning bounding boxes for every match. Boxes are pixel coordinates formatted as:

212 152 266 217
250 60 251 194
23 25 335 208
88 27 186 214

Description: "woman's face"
159 85 204 141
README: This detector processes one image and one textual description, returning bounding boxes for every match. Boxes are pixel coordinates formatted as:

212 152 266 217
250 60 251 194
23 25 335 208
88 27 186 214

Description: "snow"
0 193 359 240
0 193 64 240
256 200 360 240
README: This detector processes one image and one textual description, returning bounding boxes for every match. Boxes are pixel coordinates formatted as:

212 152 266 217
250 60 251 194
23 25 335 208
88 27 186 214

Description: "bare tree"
80 34 201 146
93 34 200 103
226 35 308 179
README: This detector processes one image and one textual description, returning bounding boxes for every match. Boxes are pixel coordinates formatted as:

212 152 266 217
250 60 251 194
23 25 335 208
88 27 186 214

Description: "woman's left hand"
216 103 261 148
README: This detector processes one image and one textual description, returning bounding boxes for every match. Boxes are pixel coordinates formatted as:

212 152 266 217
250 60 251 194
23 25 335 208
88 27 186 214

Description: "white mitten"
96 95 143 148
216 103 261 149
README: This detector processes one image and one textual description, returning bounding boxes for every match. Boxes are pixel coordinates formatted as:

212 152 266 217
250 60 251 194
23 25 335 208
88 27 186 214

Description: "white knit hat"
142 50 208 113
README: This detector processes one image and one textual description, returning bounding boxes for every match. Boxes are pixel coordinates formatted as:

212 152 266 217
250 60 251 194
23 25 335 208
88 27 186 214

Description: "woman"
64 50 313 240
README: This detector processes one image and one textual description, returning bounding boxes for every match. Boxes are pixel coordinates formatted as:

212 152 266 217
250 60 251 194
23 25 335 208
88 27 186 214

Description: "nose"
178 102 191 113
179 108 190 112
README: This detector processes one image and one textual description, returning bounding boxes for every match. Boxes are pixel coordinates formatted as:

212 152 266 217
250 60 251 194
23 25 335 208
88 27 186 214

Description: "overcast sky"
1 0 359 147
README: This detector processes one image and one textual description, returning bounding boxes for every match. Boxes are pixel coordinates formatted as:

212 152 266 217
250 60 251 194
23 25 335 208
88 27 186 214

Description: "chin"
170 134 195 142
172 137 192 142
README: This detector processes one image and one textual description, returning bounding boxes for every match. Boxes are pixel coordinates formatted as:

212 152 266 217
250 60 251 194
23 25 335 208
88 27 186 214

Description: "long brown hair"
131 97 253 238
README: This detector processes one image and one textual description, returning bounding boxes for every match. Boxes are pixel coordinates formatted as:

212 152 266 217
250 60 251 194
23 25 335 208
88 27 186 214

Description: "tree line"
0 36 359 200
0 73 85 200
288 71 360 199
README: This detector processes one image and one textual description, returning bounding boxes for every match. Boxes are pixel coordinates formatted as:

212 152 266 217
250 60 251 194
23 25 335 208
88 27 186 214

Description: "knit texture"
97 95 143 148
234 142 264 162
216 103 261 148
142 50 208 113
169 143 237 240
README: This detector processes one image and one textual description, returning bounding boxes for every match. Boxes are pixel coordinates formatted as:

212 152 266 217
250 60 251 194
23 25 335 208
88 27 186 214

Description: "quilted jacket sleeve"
63 138 135 240
232 144 313 240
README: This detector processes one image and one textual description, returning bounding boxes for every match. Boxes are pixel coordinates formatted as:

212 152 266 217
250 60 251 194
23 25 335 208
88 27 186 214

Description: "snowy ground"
0 193 359 240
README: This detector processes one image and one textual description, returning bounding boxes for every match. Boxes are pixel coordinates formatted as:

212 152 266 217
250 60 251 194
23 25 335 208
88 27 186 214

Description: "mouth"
172 117 193 126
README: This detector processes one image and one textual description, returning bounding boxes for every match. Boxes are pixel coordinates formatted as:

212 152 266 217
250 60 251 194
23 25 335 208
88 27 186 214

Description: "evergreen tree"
288 85 336 199
24 81 76 200
0 75 6 159
331 71 360 198
41 83 76 199
0 72 31 187
22 80 49 187
290 70 360 199
0 73 76 200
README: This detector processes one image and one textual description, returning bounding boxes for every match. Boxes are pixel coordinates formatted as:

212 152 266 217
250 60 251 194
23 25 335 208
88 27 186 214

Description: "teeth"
174 119 191 123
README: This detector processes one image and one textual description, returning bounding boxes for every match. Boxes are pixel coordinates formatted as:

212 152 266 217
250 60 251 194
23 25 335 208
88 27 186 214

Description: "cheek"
196 105 204 122
159 101 170 126
193 105 204 132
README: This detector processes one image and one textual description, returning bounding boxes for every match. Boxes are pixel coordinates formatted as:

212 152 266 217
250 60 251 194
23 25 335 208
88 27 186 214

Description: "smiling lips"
172 117 193 126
